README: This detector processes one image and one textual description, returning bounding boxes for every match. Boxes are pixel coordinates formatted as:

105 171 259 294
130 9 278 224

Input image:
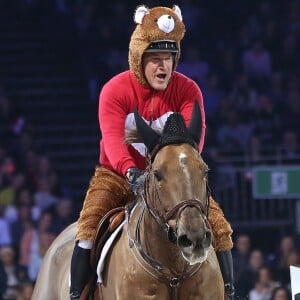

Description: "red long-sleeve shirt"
99 70 206 176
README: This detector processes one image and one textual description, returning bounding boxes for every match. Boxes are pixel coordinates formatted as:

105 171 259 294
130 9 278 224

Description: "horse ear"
134 109 160 153
188 101 202 145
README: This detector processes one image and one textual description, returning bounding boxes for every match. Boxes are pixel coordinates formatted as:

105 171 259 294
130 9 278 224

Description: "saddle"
91 206 125 268
80 207 126 300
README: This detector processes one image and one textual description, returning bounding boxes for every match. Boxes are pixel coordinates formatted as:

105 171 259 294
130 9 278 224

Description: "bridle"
143 165 211 244
125 150 212 300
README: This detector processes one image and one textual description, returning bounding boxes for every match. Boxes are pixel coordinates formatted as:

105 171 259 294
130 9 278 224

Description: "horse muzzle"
175 206 212 265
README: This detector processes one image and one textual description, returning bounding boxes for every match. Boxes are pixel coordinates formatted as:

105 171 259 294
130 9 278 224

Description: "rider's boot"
69 243 92 300
216 250 235 300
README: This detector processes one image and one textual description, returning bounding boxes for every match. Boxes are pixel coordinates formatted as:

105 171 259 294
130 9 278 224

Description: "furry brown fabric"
128 5 185 85
208 196 233 251
76 166 134 241
76 167 233 251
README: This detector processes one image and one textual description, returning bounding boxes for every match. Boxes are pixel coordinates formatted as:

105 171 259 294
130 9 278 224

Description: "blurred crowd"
0 84 76 299
233 233 300 299
0 0 300 299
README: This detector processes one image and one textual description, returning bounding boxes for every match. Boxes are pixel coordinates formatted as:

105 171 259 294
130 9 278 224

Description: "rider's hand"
126 167 146 195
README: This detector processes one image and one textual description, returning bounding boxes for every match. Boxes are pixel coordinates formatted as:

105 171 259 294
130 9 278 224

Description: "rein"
125 165 211 300
125 197 202 300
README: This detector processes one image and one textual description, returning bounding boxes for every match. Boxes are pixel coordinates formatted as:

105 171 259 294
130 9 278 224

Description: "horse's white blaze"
178 152 192 197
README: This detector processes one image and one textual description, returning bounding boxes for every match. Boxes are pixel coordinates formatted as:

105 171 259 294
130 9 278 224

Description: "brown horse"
32 102 224 300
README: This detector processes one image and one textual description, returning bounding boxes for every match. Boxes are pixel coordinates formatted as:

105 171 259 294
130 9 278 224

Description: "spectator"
232 233 252 283
15 281 34 300
33 177 59 214
9 203 34 263
268 235 297 283
0 204 11 247
177 47 210 87
276 249 300 288
246 134 266 165
202 73 225 117
0 157 18 208
280 129 299 164
270 286 292 300
249 266 280 300
247 1 276 39
241 39 272 90
251 93 281 147
2 171 27 223
18 211 54 272
0 245 28 299
33 155 59 195
52 197 75 235
28 230 56 282
228 73 258 121
236 249 266 298
216 108 252 152
208 147 239 215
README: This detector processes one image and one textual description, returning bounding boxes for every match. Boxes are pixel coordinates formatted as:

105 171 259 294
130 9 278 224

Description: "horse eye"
154 18 158 22
153 170 163 181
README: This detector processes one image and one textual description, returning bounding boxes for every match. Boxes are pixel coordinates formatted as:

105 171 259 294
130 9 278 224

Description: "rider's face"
143 52 174 90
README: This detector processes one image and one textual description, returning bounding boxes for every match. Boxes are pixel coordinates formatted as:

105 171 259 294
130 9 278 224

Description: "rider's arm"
99 76 137 176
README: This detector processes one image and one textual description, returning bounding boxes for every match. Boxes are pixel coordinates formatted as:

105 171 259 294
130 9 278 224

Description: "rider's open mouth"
157 74 166 79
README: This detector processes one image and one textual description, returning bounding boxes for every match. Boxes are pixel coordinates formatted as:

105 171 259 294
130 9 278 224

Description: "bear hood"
128 5 186 86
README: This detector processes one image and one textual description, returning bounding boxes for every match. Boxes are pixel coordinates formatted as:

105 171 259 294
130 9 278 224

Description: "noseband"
125 166 212 300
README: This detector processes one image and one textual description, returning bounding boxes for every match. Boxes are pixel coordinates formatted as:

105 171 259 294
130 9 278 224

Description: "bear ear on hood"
134 5 149 24
172 5 182 21
128 5 186 86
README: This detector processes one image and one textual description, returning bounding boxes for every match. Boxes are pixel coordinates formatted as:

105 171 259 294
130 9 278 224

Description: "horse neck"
140 208 188 273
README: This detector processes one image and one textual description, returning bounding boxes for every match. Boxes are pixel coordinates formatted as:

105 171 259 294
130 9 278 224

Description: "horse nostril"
177 234 192 248
202 230 212 248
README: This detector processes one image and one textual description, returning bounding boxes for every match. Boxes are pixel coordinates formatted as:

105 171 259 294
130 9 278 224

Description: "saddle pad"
97 220 125 284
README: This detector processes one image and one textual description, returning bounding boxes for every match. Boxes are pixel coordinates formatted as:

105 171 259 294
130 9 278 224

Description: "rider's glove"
126 167 146 195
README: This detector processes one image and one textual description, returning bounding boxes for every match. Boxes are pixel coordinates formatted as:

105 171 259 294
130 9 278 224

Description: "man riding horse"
70 5 235 299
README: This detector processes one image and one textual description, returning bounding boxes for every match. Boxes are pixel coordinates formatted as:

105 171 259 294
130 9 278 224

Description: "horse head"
134 101 212 265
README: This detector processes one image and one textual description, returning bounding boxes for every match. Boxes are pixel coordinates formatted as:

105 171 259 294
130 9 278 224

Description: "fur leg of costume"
76 166 134 241
208 196 233 251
